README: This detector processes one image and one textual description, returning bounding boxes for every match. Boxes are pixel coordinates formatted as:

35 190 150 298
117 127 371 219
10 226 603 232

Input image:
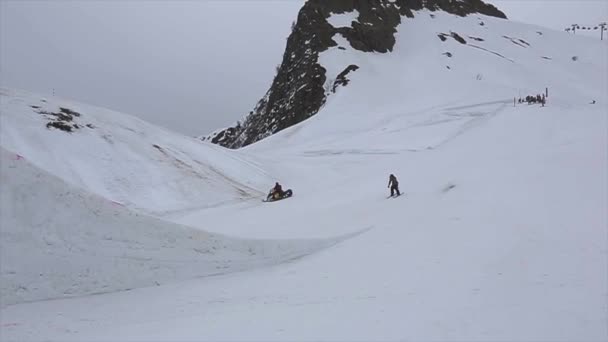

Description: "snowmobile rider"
272 182 284 198
388 174 400 196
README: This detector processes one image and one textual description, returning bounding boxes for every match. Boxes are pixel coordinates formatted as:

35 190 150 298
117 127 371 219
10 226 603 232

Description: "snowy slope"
0 147 356 306
0 88 272 215
249 10 606 153
3 89 605 340
0 88 364 306
1 9 607 342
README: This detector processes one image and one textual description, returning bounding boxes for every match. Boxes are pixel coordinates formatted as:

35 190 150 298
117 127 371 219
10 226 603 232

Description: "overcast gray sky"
1 0 606 136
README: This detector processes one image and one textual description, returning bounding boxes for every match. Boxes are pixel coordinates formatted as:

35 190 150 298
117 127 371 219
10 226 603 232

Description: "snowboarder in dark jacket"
388 174 400 197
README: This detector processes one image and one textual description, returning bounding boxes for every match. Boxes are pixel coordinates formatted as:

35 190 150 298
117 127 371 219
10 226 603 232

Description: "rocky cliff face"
204 0 506 148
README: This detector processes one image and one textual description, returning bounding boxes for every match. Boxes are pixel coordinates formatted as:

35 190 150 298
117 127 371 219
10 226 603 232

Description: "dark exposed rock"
35 106 91 133
46 121 73 132
414 0 505 18
438 31 467 44
502 35 529 48
450 32 467 44
59 107 81 117
205 0 507 148
442 52 453 57
332 64 359 92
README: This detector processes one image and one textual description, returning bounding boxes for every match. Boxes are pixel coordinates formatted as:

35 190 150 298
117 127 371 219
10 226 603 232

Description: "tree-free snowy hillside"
246 10 607 152
1 5 607 342
0 88 271 215
0 147 351 306
0 88 362 306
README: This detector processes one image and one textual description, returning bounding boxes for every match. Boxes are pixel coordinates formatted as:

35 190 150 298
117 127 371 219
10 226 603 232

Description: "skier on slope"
387 174 400 197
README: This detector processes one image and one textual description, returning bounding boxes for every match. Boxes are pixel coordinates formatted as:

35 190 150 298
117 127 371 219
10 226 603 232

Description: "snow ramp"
0 148 356 306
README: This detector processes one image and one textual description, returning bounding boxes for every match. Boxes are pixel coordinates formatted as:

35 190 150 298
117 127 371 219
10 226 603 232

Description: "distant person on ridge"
388 174 400 197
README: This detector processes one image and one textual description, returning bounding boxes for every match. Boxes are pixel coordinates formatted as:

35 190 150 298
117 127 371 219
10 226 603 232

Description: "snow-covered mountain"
204 0 506 148
1 1 607 340
240 8 607 154
204 0 604 150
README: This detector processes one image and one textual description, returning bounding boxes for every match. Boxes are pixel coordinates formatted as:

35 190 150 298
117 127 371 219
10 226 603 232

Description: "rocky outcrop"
204 0 506 148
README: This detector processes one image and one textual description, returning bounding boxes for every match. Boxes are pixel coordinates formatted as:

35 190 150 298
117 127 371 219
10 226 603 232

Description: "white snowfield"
1 9 607 342
0 88 272 216
0 147 357 306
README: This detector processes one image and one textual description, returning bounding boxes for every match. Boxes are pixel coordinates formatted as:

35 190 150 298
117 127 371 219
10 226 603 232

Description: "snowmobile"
264 188 293 202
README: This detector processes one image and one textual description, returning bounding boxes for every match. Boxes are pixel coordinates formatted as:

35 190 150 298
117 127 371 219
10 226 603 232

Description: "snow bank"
0 88 272 216
0 148 351 305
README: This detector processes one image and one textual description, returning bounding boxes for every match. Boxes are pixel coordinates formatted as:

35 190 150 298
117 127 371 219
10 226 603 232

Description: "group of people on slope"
269 173 401 200
518 94 546 106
